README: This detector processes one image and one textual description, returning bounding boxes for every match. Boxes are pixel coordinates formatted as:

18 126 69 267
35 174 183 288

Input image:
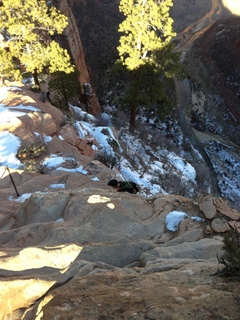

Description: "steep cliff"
56 0 101 116
0 80 240 320
66 0 240 142
1 2 240 318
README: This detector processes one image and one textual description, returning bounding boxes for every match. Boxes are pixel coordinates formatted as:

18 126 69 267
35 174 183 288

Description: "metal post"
6 166 20 197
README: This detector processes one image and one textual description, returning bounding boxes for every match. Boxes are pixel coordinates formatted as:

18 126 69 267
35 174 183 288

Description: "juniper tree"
117 0 180 132
0 0 74 85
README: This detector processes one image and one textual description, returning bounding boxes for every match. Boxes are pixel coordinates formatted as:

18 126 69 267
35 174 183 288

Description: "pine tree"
117 0 179 132
0 0 74 84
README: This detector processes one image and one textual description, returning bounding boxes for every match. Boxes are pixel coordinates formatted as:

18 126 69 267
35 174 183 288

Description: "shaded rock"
211 217 230 233
199 199 217 220
215 198 240 220
155 233 171 244
153 194 189 215
139 238 224 267
177 217 202 236
228 220 240 232
14 192 72 227
58 123 97 157
0 212 15 230
0 178 238 319
0 170 36 188
86 160 113 180
37 260 240 320
205 225 214 234
45 136 95 166
164 228 203 246
78 241 155 267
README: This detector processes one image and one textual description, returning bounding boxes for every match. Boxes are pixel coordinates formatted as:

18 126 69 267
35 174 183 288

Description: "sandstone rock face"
40 263 240 320
0 84 65 146
0 83 99 163
0 185 239 319
58 0 101 116
139 238 224 266
0 83 240 319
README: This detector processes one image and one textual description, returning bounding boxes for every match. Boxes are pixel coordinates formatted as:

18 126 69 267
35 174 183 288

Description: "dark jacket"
118 181 140 194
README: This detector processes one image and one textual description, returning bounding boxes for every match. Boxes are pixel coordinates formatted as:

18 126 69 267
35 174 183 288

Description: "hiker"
108 179 140 194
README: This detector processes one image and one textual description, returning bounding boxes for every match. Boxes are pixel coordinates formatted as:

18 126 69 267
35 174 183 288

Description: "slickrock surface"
0 82 239 319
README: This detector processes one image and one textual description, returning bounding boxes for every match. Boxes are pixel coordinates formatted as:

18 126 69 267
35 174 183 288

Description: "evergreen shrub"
218 228 240 277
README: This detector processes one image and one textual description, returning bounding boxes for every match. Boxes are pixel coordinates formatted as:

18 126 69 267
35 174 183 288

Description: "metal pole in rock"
6 166 20 197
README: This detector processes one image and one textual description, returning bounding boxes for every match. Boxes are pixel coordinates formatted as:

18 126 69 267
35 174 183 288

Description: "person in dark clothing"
108 179 140 194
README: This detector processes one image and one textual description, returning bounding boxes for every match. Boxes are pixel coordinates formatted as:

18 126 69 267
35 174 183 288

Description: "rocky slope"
1 1 240 318
0 82 240 319
69 1 240 209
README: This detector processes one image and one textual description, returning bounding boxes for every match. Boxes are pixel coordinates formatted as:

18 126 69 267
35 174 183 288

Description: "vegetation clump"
0 0 75 86
17 143 46 172
116 0 183 132
218 228 240 278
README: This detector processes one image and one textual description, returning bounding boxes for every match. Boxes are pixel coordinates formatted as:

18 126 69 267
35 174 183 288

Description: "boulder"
211 217 230 233
216 198 240 220
199 198 217 220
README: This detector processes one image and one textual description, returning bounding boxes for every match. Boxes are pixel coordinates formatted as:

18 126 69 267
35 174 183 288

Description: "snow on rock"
165 211 188 231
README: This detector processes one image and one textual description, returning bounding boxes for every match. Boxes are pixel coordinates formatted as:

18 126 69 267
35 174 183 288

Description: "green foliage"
118 0 176 71
96 147 121 169
48 68 81 109
117 0 181 131
0 0 74 79
17 143 46 160
17 142 47 172
119 58 175 117
218 229 240 277
0 48 20 79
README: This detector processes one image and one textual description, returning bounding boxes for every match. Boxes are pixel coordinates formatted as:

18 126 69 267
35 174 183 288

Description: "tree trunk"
33 69 40 88
129 104 136 133
60 73 68 109
129 71 140 133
